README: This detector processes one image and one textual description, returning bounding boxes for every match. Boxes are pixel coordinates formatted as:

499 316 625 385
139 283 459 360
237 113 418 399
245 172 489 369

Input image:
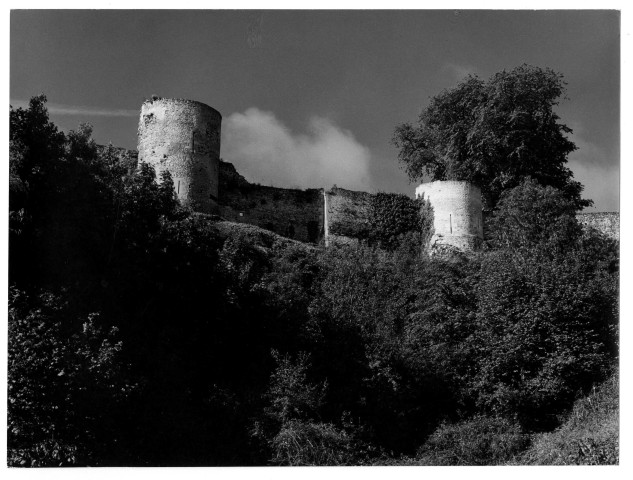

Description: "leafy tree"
487 178 582 252
9 95 66 185
393 64 590 209
9 97 135 286
252 351 349 465
471 247 617 429
8 288 133 466
265 350 326 424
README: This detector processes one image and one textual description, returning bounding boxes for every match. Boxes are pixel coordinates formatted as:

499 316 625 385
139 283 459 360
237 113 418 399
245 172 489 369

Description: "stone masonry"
129 97 618 249
137 98 222 214
415 180 484 250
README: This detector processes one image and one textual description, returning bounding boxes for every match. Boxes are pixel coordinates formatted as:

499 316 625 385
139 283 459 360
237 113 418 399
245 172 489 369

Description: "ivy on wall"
367 192 434 250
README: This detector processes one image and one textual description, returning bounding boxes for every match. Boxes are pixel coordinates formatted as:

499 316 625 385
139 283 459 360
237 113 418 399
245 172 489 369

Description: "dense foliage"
519 372 618 465
393 65 589 209
8 96 618 466
367 192 433 251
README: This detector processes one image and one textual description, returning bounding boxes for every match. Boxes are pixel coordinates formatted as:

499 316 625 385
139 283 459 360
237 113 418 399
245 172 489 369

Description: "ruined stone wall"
217 162 324 243
137 98 221 214
324 187 372 246
576 212 620 241
415 181 483 250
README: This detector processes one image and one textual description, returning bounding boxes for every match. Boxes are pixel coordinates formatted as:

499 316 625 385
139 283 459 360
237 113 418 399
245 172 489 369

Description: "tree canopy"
393 64 590 210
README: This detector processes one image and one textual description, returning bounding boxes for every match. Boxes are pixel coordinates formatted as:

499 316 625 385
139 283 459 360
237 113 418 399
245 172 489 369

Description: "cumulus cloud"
221 108 371 191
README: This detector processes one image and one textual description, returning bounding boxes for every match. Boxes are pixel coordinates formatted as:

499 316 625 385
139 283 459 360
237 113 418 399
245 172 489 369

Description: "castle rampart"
120 97 620 249
217 162 324 243
415 180 484 250
137 98 222 214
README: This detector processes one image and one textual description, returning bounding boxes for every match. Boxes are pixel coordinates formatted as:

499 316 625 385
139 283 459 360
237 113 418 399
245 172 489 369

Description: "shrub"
520 373 618 465
487 178 582 252
416 415 529 465
367 192 433 251
270 420 356 466
8 288 132 466
471 247 618 429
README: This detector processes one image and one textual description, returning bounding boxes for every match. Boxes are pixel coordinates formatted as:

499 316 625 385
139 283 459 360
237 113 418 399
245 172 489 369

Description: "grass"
517 372 619 465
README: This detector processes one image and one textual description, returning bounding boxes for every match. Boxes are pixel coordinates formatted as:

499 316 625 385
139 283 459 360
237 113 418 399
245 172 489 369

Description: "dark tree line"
8 91 618 466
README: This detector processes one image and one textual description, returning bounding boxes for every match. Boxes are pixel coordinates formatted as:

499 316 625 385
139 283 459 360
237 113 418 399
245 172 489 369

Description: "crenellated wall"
137 98 222 214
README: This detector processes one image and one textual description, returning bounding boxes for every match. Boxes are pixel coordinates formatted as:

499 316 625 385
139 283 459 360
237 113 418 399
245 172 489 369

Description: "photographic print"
8 8 619 467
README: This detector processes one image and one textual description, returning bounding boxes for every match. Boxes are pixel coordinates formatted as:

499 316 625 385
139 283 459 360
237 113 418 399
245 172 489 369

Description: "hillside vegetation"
518 372 618 465
8 96 619 466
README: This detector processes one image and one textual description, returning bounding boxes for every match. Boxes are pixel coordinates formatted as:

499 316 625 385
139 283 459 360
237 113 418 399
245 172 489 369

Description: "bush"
416 415 529 465
520 373 618 465
8 288 133 466
367 192 433 251
270 420 356 466
471 247 618 429
487 178 582 252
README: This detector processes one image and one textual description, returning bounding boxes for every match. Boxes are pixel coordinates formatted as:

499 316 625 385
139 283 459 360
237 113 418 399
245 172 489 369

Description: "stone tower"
415 180 483 251
137 98 222 213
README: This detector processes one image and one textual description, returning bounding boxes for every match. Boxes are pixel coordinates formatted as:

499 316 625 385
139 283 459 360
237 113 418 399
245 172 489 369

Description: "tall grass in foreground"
519 372 619 465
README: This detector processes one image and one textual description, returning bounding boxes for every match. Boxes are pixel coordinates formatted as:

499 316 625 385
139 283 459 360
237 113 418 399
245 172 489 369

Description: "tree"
8 288 133 466
487 178 582 252
471 246 617 429
9 97 118 285
393 65 590 209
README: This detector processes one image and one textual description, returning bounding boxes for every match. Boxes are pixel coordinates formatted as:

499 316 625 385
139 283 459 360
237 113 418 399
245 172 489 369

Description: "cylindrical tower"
415 180 483 250
137 98 221 213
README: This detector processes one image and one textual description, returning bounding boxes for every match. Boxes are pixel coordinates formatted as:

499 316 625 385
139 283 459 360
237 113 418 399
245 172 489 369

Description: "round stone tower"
137 98 221 213
415 180 483 251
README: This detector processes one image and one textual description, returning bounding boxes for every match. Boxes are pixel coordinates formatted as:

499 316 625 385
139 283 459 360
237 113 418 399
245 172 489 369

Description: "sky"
10 9 620 211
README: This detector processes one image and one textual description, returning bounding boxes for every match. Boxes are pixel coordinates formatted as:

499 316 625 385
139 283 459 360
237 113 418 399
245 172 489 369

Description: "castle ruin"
133 98 618 248
138 98 222 214
415 181 484 250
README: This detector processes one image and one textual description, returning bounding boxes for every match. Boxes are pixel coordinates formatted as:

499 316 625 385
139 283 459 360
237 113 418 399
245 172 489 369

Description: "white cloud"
221 108 371 191
10 99 138 117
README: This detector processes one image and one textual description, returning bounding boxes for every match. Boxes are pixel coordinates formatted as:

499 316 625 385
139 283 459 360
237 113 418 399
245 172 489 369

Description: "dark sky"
10 9 620 211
